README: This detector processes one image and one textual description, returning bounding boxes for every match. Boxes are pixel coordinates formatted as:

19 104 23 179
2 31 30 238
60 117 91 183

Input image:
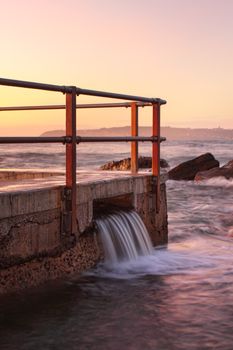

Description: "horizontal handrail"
78 87 166 104
0 136 166 144
76 136 166 143
0 137 69 144
0 77 166 104
0 102 151 112
0 77 71 93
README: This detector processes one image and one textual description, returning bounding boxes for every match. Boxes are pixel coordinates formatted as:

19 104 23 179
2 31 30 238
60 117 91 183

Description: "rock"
168 153 219 181
160 158 169 168
195 159 233 181
222 160 233 169
100 156 169 171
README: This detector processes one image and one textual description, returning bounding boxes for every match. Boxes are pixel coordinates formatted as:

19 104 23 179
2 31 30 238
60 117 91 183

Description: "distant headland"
41 126 233 141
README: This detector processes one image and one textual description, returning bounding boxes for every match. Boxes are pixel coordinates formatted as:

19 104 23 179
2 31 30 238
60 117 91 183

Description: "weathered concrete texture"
0 232 101 295
0 171 168 294
136 182 168 246
0 188 63 269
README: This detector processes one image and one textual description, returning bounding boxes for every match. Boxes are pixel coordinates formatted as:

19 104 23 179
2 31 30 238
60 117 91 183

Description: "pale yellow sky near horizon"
0 0 233 135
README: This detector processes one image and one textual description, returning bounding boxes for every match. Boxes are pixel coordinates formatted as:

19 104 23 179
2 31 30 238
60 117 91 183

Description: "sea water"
0 140 233 349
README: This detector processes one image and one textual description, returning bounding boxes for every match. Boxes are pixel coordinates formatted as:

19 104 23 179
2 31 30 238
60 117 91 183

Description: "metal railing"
0 77 166 235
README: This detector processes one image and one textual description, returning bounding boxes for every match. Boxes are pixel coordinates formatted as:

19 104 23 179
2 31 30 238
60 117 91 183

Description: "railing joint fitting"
76 87 82 96
63 187 72 200
76 136 81 144
61 86 69 94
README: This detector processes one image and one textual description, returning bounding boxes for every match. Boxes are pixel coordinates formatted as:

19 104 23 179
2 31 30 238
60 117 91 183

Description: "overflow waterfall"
96 210 153 263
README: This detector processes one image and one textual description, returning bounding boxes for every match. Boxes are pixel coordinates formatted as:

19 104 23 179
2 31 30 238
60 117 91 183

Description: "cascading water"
95 210 153 263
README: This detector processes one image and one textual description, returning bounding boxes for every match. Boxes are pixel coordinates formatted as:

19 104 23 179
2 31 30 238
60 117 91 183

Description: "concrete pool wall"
0 171 168 294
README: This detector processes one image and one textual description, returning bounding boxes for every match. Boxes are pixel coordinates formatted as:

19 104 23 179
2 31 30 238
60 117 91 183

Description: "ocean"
0 140 233 350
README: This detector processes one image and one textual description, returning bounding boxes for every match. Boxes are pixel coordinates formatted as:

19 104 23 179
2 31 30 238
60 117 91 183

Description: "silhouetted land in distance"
41 126 233 140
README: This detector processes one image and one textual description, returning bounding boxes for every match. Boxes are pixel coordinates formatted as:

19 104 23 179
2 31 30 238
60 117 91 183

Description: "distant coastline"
41 126 233 141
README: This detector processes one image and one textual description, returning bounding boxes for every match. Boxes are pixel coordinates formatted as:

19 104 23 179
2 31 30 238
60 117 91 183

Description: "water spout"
95 210 153 263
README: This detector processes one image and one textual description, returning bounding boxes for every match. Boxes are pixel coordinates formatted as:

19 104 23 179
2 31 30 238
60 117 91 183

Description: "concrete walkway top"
0 169 167 194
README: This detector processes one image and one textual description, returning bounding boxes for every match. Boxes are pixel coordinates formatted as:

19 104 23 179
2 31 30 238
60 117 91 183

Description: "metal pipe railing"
0 77 166 235
152 103 161 212
76 136 166 143
0 102 151 112
0 77 71 93
131 102 139 174
0 136 166 144
0 136 70 144
65 88 77 234
77 87 166 104
0 77 166 104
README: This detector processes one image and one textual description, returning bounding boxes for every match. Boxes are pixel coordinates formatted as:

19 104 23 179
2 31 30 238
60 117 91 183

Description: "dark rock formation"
100 156 169 171
195 159 233 181
168 153 219 181
160 158 169 168
223 160 233 169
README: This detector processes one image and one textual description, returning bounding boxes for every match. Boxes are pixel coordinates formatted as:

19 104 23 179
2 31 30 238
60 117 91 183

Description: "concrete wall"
0 173 168 294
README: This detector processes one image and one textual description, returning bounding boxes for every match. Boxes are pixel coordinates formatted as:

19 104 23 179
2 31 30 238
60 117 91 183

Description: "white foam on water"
197 177 233 188
86 244 221 280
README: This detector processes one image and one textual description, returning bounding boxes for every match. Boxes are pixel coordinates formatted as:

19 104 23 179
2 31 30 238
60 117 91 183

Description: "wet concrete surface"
0 169 156 193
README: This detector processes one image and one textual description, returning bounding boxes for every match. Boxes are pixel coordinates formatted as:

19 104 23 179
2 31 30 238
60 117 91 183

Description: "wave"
197 177 233 188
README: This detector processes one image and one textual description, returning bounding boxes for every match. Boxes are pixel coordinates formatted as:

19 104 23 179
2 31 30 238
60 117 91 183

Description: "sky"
0 0 233 135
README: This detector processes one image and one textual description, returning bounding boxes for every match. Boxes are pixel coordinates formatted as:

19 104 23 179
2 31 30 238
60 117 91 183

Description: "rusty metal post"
152 103 160 213
64 87 77 235
131 102 139 174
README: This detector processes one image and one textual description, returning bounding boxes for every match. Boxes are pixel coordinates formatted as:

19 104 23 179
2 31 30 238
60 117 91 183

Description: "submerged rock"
168 153 219 181
100 156 169 171
195 159 233 181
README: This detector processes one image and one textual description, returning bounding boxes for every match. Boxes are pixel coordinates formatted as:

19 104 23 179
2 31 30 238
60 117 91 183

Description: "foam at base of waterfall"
96 210 153 264
84 238 228 280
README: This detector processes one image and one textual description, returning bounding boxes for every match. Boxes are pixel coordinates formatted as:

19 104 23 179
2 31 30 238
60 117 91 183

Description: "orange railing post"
152 103 160 213
131 102 139 174
65 87 77 235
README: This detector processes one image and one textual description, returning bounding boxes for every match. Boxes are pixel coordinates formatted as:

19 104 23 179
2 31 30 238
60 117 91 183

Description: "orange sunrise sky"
0 0 233 135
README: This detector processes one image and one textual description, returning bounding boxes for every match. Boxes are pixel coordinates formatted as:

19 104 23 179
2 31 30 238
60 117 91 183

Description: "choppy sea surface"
0 140 233 350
